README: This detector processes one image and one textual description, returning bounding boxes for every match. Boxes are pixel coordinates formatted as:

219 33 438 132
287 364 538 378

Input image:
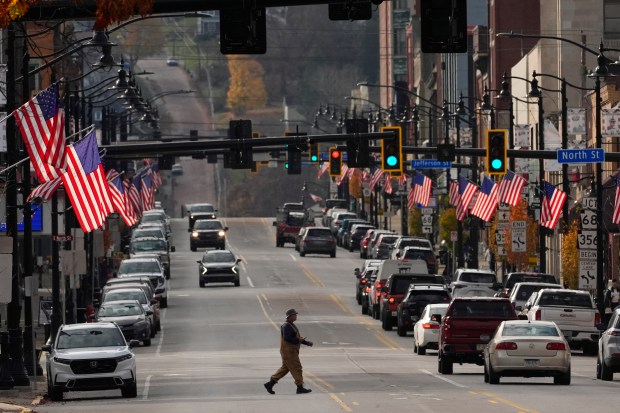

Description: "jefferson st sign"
557 148 604 164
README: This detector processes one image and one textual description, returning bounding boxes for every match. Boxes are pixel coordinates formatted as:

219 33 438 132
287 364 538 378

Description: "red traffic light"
331 150 341 159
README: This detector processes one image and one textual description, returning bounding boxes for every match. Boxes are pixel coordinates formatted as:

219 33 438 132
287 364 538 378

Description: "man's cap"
286 308 298 317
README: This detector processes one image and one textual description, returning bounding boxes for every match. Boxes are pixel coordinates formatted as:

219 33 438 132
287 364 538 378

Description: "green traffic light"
491 159 503 170
311 155 318 162
285 162 289 169
386 155 398 167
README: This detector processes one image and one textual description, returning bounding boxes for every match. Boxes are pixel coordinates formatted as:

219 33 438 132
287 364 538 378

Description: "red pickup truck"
273 210 311 247
438 297 518 374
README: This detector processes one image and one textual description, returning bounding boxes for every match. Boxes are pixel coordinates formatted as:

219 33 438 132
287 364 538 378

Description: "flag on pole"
141 172 155 211
107 169 137 227
126 178 142 219
613 178 620 225
384 173 393 194
309 193 323 203
398 174 407 187
449 180 459 206
15 82 66 182
361 169 370 182
407 187 416 209
540 181 567 229
151 163 163 189
456 176 478 221
470 177 499 222
413 172 432 207
26 176 62 203
337 165 349 186
318 162 329 178
61 130 113 233
497 170 527 206
369 169 383 192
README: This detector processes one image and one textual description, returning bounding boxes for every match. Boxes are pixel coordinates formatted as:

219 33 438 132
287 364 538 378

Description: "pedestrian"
264 308 313 394
605 279 620 321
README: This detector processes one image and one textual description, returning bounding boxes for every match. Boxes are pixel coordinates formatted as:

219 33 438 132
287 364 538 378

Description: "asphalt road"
33 214 620 412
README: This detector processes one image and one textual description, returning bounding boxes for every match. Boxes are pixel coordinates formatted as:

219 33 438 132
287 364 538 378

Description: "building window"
605 0 620 37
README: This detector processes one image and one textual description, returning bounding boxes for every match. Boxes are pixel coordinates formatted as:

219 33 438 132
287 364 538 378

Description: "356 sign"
577 230 597 250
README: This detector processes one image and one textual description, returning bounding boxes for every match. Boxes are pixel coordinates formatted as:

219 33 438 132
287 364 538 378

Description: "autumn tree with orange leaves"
226 56 267 115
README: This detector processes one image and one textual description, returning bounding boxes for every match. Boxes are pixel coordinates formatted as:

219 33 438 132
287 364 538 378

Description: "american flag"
456 176 478 221
497 171 527 206
318 162 329 178
614 178 620 225
398 174 407 187
107 169 136 227
61 131 113 233
141 172 155 211
15 82 66 182
126 178 142 218
309 193 323 203
541 181 567 229
383 173 393 194
26 176 62 203
151 163 163 189
347 167 356 178
361 169 370 182
449 180 459 206
413 172 432 207
470 177 499 222
337 165 349 186
369 169 383 192
407 186 416 209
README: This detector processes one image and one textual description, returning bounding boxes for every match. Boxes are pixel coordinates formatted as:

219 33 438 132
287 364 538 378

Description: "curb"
0 402 37 413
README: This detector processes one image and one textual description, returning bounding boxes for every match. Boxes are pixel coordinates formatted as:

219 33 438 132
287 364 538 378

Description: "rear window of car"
513 284 555 301
502 324 560 337
390 275 442 293
306 229 333 238
505 273 557 289
379 236 399 245
287 214 306 226
458 272 496 283
119 260 161 274
397 238 432 249
449 301 515 317
406 291 451 303
403 249 434 260
326 200 348 209
354 226 374 234
538 292 594 308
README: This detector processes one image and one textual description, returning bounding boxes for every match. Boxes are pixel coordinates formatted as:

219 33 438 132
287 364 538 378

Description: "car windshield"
131 239 167 252
119 261 161 274
133 229 164 239
202 252 236 263
192 204 214 213
104 290 147 304
57 327 126 349
379 236 399 245
98 303 143 317
502 324 560 337
458 272 496 283
194 220 223 230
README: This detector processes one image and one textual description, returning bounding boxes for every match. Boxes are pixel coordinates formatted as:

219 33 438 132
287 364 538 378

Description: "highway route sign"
580 210 597 230
577 230 597 250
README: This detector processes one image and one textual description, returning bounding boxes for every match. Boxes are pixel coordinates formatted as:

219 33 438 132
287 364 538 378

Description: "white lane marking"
289 253 297 261
156 309 165 356
419 369 468 388
142 374 152 400
246 276 255 288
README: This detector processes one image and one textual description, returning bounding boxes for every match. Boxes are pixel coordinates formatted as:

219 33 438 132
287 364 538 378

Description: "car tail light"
595 312 601 327
388 297 395 304
422 323 440 329
361 279 367 285
376 291 381 297
546 342 566 351
154 296 161 301
608 330 620 336
495 342 518 350
535 309 542 320
443 318 451 339
365 287 370 293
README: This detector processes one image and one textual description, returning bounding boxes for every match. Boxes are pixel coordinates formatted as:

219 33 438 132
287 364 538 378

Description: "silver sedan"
483 320 571 385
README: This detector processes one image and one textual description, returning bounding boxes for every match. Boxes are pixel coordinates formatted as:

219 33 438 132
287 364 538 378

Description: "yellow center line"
330 294 355 315
373 332 399 350
300 262 325 287
306 370 334 389
257 294 279 331
476 390 541 413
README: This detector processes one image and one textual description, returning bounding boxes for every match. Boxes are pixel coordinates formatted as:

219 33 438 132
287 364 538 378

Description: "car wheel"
488 363 500 384
600 355 613 381
483 363 490 383
372 305 380 320
418 345 426 356
199 279 205 288
396 320 407 337
382 313 392 331
49 383 63 401
157 320 161 331
191 245 197 252
160 297 168 308
234 279 240 287
554 367 571 385
330 251 336 258
121 381 138 398
300 250 306 257
438 352 453 375
143 338 152 347
150 324 156 338
413 340 418 354
349 246 354 252
361 304 368 315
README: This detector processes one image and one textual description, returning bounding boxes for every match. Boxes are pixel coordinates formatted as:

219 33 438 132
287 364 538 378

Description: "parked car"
355 261 381 305
396 284 451 336
129 236 171 279
190 219 228 251
43 322 139 401
597 306 620 381
95 300 152 346
484 320 571 385
299 227 336 257
197 249 241 287
360 229 391 259
390 236 434 260
508 282 563 313
100 287 158 339
336 218 367 247
102 280 161 331
498 272 559 298
413 303 449 355
450 268 500 295
117 257 168 308
348 224 375 252
371 234 400 259
399 246 437 274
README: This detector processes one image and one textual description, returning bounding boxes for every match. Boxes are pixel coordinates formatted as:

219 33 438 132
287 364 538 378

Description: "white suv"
118 257 168 308
43 322 139 401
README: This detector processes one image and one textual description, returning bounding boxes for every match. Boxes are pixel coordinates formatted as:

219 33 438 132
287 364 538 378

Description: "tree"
439 207 457 252
561 219 579 288
110 19 167 69
503 199 539 270
226 56 268 115
408 207 422 236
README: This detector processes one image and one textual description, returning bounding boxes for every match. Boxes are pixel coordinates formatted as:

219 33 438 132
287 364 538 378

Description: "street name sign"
411 159 452 169
557 148 604 164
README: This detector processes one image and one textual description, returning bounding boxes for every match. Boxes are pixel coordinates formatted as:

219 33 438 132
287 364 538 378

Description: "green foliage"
439 208 457 251
408 207 423 236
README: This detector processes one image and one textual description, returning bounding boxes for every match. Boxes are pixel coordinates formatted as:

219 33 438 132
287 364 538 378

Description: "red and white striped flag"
407 186 416 209
456 176 478 221
369 169 383 192
26 177 62 203
384 173 393 194
497 170 527 206
309 193 323 203
449 180 459 206
15 82 66 182
337 165 349 186
127 178 142 219
398 174 407 187
613 180 620 225
413 172 432 207
318 162 329 178
107 169 137 227
61 131 113 233
540 181 567 229
141 172 155 211
470 177 499 222
361 169 370 182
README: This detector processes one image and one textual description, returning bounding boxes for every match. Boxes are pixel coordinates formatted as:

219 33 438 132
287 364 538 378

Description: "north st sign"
557 149 604 164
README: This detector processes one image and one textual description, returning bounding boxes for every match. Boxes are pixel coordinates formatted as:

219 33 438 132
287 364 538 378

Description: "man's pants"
271 347 303 385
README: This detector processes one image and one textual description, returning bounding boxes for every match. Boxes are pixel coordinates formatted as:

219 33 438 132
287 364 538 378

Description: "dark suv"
396 285 451 336
190 219 228 251
498 272 559 298
399 246 437 274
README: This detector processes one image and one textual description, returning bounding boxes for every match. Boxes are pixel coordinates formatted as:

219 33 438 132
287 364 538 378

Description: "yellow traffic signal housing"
309 142 320 163
380 126 403 173
486 129 508 175
328 147 342 176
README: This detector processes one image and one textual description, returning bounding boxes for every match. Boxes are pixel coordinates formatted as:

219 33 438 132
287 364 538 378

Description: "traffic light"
308 142 320 163
486 129 508 175
287 146 302 175
380 126 403 173
329 147 342 176
345 118 370 167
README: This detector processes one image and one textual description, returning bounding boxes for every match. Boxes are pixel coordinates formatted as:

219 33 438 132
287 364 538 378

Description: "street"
31 215 620 412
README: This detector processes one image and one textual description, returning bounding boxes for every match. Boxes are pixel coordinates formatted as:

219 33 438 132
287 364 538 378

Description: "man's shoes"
264 379 276 394
296 385 312 394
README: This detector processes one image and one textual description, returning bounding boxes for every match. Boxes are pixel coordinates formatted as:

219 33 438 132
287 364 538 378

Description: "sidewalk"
0 376 46 412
